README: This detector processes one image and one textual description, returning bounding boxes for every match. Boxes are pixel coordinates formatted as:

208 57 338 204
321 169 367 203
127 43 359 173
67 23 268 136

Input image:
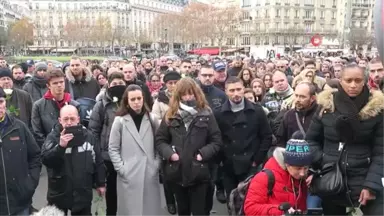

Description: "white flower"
268 88 275 94
112 97 118 102
4 89 13 95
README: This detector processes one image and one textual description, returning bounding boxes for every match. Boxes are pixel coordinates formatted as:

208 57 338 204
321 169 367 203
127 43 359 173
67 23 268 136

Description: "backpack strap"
261 169 275 197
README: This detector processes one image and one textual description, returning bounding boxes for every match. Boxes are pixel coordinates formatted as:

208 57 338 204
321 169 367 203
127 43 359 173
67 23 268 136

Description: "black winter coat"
199 83 227 110
88 91 118 161
155 109 222 186
276 102 318 147
0 115 41 215
41 124 105 211
31 98 80 147
22 76 48 102
7 88 33 129
215 99 273 175
64 68 100 100
306 89 384 206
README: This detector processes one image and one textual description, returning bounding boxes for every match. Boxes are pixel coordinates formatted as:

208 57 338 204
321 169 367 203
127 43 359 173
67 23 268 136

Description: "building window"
295 10 299 18
305 10 311 18
276 9 280 17
332 12 336 19
320 11 324 19
285 9 289 17
276 22 280 30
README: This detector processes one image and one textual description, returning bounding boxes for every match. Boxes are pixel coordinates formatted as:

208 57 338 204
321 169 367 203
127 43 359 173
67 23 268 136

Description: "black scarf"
32 76 47 88
128 108 145 131
334 83 370 143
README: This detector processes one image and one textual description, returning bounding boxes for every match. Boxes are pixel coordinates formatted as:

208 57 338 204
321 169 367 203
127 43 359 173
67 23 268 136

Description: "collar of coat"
221 98 255 113
273 147 288 170
65 67 93 84
317 89 384 120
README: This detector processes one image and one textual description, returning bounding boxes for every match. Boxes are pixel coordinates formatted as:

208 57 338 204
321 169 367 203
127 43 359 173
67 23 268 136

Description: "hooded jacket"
152 90 170 121
64 67 100 100
244 148 307 216
88 91 119 161
306 89 384 206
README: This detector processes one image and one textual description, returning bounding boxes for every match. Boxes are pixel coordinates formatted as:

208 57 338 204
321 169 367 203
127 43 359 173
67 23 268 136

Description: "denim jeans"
307 194 322 208
14 208 29 216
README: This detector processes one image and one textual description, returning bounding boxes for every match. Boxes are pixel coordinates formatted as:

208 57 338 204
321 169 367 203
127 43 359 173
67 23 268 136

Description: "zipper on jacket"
0 127 21 215
1 148 11 215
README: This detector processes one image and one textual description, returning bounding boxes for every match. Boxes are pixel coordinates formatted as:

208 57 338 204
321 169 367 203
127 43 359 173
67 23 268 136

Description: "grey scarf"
229 98 245 112
178 102 198 130
275 86 294 99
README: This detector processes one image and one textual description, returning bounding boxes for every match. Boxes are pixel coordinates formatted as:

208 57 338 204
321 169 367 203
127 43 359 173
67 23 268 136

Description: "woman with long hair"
262 73 273 93
256 63 267 78
155 78 222 216
108 85 161 215
237 68 254 88
251 78 266 103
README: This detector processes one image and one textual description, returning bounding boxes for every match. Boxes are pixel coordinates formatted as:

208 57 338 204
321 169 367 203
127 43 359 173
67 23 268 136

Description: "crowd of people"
0 53 382 216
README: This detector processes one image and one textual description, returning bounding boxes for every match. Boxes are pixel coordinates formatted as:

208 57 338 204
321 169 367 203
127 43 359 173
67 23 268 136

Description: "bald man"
122 64 153 108
41 104 105 215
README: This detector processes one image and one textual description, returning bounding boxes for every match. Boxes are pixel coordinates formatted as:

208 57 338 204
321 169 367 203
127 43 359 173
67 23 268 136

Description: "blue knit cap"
283 139 312 166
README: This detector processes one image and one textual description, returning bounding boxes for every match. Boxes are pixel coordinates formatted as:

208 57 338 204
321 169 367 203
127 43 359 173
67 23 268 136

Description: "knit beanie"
163 71 181 84
35 62 48 72
283 139 312 167
0 68 12 79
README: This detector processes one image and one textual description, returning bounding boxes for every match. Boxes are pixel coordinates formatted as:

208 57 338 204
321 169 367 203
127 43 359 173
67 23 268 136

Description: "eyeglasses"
201 74 213 78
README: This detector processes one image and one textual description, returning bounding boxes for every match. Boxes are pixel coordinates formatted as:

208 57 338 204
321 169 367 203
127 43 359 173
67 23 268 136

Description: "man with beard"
143 61 154 76
276 82 317 147
122 64 153 108
367 58 384 91
89 72 126 216
197 65 227 211
0 67 33 128
23 62 48 102
212 60 228 91
179 59 194 78
215 77 272 208
11 64 27 89
198 65 227 110
65 56 100 100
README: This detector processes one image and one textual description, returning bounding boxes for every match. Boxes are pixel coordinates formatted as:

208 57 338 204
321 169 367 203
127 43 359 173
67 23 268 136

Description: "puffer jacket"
0 115 41 215
152 90 170 121
41 123 105 212
244 148 307 216
306 89 384 206
31 98 80 147
88 91 118 161
155 108 222 186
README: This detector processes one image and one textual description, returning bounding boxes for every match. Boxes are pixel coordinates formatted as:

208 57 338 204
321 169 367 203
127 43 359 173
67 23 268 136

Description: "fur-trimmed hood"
317 89 384 120
65 67 93 83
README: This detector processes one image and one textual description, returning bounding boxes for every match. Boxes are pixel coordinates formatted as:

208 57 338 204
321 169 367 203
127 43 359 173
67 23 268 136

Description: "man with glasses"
23 62 48 102
32 69 80 147
122 64 153 108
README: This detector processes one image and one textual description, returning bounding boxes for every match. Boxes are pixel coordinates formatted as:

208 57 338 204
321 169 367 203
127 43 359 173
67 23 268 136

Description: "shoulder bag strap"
295 112 306 138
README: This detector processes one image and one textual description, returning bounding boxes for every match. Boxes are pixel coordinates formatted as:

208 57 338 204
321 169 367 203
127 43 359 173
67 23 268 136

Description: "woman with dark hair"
108 84 161 215
262 73 273 92
238 68 254 88
251 78 266 102
96 73 107 88
256 63 267 78
155 78 222 216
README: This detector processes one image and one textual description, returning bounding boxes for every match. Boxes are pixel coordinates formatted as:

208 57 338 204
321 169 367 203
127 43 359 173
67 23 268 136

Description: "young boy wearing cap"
244 139 312 216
